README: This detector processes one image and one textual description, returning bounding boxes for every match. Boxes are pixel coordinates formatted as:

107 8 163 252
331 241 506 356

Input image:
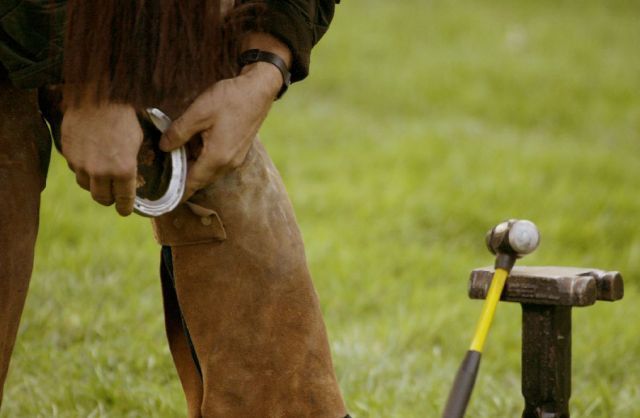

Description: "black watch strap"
238 49 292 100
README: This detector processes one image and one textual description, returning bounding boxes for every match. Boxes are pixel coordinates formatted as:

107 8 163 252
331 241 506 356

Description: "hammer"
442 219 540 418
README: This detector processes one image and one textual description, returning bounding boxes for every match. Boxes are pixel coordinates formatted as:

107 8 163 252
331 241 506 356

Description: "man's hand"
61 103 143 216
159 62 282 200
159 33 292 201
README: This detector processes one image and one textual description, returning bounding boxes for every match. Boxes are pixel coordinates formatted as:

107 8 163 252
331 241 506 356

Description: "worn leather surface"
161 248 205 418
153 202 227 246
152 140 347 417
0 75 50 405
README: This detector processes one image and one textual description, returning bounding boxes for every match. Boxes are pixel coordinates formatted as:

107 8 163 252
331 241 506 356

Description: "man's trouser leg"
154 140 347 417
0 76 51 404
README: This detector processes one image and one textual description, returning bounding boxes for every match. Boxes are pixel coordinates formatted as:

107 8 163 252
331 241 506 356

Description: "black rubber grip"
442 350 482 418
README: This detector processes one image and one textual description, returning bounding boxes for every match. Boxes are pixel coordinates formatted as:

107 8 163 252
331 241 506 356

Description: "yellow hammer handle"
469 268 509 352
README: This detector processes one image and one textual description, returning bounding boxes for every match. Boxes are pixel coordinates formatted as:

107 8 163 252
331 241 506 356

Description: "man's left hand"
159 57 285 201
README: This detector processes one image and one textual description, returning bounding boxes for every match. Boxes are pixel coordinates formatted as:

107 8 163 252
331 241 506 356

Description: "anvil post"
468 266 624 418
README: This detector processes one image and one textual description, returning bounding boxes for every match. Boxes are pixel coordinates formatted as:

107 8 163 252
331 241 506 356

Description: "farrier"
0 1 348 416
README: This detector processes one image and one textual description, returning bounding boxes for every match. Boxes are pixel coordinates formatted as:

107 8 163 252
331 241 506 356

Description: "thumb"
159 106 210 152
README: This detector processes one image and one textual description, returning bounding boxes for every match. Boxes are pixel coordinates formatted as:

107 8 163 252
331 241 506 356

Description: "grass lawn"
2 0 639 416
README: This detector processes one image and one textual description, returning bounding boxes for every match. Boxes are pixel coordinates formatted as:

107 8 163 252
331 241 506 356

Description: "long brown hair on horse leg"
63 0 265 109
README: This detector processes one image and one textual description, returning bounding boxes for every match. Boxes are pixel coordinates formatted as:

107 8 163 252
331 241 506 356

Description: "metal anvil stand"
469 267 624 418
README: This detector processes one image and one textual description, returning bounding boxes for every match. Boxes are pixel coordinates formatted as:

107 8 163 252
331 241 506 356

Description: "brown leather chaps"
0 76 346 416
0 75 50 406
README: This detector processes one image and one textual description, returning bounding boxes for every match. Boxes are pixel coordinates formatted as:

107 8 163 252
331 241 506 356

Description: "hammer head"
486 219 540 258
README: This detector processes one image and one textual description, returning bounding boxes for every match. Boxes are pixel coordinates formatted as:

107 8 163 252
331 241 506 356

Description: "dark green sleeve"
240 0 340 82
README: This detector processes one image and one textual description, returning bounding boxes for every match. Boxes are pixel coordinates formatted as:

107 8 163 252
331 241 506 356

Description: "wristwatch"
238 49 292 99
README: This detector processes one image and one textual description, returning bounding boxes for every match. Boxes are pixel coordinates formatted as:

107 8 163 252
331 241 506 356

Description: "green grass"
2 0 640 416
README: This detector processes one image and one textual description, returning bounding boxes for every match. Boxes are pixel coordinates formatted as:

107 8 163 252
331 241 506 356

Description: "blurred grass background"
2 0 639 416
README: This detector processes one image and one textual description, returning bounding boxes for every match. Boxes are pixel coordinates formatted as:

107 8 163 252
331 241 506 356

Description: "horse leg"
0 76 51 405
151 140 347 417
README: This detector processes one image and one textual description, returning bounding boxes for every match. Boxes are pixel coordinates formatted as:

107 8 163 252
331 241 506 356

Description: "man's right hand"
61 103 143 216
